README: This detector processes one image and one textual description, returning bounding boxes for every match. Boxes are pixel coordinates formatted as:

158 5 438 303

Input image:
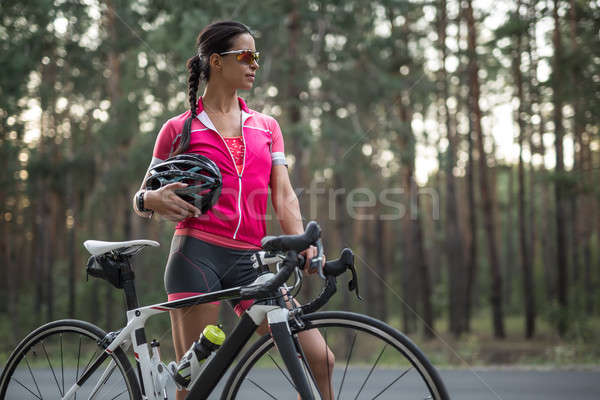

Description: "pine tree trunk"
552 0 568 337
504 166 515 310
584 240 592 313
34 178 46 323
66 161 76 317
524 0 555 303
362 215 375 315
4 213 17 341
465 0 505 338
45 192 57 322
287 0 306 190
401 169 417 335
464 111 479 333
413 189 434 338
525 0 538 299
513 1 536 337
374 217 388 321
456 2 479 333
397 92 433 337
439 0 467 337
286 0 314 297
568 0 585 299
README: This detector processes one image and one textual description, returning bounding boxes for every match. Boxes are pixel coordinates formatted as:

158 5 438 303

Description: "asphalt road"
221 368 600 399
438 369 600 400
2 367 599 399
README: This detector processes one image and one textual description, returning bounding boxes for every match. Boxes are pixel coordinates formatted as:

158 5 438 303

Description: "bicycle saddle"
84 239 159 257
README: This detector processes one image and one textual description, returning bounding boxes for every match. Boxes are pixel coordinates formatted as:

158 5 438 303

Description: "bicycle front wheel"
223 311 449 400
0 319 141 400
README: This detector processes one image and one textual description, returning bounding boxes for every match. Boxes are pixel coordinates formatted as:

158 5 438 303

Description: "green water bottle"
170 324 226 389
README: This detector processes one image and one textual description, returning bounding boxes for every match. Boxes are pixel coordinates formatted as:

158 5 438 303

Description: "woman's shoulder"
245 107 280 132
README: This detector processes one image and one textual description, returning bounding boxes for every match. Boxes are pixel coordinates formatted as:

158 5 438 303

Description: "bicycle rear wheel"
222 311 449 400
0 319 141 400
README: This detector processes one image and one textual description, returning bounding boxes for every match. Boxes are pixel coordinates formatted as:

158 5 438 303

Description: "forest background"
1 0 599 367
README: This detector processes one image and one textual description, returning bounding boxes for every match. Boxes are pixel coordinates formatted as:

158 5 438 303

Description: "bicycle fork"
268 308 321 400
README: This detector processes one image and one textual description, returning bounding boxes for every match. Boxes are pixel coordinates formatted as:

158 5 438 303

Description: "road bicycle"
0 221 450 399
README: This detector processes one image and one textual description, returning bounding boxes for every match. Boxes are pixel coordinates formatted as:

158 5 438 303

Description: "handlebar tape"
261 221 321 253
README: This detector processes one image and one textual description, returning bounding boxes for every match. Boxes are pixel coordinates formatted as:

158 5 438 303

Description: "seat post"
122 279 139 310
120 258 139 310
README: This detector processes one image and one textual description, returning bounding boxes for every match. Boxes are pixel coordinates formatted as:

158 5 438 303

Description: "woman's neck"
202 84 239 113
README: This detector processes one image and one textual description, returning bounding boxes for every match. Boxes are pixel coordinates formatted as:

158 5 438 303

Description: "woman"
133 21 333 399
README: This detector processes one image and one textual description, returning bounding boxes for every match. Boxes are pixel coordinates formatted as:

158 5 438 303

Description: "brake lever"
347 256 363 301
309 239 326 280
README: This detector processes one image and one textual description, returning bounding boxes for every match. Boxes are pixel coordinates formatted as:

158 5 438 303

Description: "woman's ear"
209 53 222 72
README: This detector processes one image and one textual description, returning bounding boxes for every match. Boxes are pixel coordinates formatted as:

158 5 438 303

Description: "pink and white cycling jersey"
150 97 286 247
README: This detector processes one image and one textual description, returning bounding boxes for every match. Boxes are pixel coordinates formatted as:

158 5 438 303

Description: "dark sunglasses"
219 49 260 65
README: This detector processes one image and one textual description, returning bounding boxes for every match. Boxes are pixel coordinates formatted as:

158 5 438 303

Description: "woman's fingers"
165 202 194 221
171 195 201 217
300 246 326 274
149 182 203 220
304 247 313 271
302 245 317 272
162 183 202 217
162 182 189 191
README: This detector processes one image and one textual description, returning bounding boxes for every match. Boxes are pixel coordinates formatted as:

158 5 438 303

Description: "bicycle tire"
0 319 142 400
222 311 449 400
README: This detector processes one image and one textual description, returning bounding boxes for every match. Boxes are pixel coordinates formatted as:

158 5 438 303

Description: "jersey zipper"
232 122 247 239
202 112 246 240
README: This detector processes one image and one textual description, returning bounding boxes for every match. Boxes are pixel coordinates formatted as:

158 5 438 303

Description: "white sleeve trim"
148 157 164 171
271 152 287 166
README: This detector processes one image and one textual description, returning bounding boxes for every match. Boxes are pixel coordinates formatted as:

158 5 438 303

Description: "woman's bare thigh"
170 302 221 360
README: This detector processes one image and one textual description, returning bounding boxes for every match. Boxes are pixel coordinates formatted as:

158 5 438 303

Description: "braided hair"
171 21 252 156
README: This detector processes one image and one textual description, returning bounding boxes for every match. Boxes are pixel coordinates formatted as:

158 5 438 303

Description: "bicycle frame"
61 272 315 400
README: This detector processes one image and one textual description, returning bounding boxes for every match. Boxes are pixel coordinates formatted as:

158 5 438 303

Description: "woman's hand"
300 245 326 275
144 182 202 222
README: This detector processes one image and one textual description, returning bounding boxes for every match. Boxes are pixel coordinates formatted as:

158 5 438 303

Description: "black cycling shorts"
164 235 259 314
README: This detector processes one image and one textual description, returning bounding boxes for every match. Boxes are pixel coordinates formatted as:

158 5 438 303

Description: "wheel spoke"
102 361 118 385
370 367 413 400
41 340 64 397
354 344 387 400
12 377 43 400
247 378 279 400
61 332 64 395
25 356 43 399
75 335 82 400
267 352 297 390
109 388 130 400
337 332 357 400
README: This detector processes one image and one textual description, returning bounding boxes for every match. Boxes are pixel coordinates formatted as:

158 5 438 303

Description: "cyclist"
133 21 334 399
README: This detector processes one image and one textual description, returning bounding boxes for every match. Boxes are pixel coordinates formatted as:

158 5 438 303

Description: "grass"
406 313 600 368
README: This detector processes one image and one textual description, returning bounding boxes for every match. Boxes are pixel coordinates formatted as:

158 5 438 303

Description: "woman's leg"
296 327 336 400
170 302 220 400
255 299 335 400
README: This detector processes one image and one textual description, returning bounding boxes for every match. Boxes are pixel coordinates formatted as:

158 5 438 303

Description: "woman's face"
216 33 259 91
